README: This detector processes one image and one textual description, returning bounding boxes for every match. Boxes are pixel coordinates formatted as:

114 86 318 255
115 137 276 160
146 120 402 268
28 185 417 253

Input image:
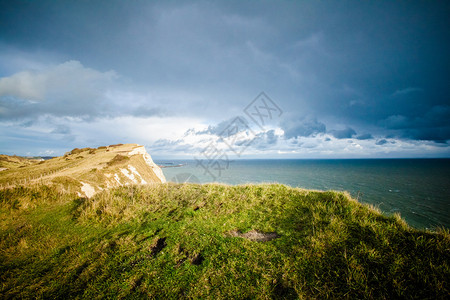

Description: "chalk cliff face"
0 143 166 198
73 144 166 197
128 145 166 183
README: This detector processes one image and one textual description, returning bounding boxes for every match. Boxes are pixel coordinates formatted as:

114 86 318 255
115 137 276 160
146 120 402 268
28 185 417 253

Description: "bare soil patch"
229 229 280 242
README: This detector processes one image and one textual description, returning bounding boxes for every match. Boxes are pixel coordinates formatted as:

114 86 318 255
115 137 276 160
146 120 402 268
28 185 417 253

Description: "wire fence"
0 165 73 189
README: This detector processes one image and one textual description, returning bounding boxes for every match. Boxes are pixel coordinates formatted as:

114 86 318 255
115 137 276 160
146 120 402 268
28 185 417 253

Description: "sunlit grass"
0 183 448 298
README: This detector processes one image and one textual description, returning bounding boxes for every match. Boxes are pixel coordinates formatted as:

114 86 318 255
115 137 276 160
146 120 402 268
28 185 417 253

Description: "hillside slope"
0 144 165 197
0 154 43 171
0 183 448 299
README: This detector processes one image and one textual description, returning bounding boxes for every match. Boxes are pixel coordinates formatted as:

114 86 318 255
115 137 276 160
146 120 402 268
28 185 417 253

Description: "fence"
0 165 74 190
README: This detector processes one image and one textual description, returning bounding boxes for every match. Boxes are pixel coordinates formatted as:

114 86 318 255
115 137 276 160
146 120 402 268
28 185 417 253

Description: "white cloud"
0 60 116 100
0 61 117 119
0 70 47 100
144 117 450 158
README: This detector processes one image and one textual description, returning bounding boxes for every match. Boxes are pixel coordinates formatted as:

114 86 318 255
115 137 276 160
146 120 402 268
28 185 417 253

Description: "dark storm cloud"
376 139 388 146
381 105 450 142
281 117 326 139
356 133 373 140
0 1 449 156
329 128 357 139
2 2 450 117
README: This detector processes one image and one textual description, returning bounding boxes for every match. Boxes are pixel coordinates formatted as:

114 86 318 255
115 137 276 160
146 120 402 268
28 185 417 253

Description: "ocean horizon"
157 158 450 230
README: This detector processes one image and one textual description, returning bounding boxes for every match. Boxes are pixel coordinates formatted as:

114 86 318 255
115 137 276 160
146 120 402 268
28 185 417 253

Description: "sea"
157 159 450 230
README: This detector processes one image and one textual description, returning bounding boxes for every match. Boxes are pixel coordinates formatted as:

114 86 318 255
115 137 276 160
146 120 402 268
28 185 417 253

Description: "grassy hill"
0 144 165 196
0 154 43 171
0 182 448 299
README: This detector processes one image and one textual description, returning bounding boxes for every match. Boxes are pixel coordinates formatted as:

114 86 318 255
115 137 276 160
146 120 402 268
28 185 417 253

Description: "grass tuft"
106 154 130 167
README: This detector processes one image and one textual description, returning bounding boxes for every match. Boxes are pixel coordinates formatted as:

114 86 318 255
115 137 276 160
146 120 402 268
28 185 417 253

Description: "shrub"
106 154 130 167
108 143 123 148
70 148 83 155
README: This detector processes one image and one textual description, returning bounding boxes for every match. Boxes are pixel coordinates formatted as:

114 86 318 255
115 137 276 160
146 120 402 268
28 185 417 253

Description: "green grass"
0 183 449 299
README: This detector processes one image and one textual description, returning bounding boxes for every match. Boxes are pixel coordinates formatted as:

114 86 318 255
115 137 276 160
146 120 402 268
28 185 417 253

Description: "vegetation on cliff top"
0 183 448 299
0 144 163 192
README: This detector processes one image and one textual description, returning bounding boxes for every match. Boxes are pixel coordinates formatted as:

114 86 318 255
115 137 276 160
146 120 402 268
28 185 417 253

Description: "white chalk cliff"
50 143 165 198
128 145 166 183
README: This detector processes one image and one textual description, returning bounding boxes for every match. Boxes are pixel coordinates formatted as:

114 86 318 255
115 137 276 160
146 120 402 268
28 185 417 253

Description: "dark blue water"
157 159 450 230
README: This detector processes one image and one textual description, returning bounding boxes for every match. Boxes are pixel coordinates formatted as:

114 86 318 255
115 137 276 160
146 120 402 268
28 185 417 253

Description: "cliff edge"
0 143 166 197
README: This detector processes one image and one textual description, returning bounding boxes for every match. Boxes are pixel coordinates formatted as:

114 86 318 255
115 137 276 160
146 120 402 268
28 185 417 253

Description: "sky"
0 0 449 159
